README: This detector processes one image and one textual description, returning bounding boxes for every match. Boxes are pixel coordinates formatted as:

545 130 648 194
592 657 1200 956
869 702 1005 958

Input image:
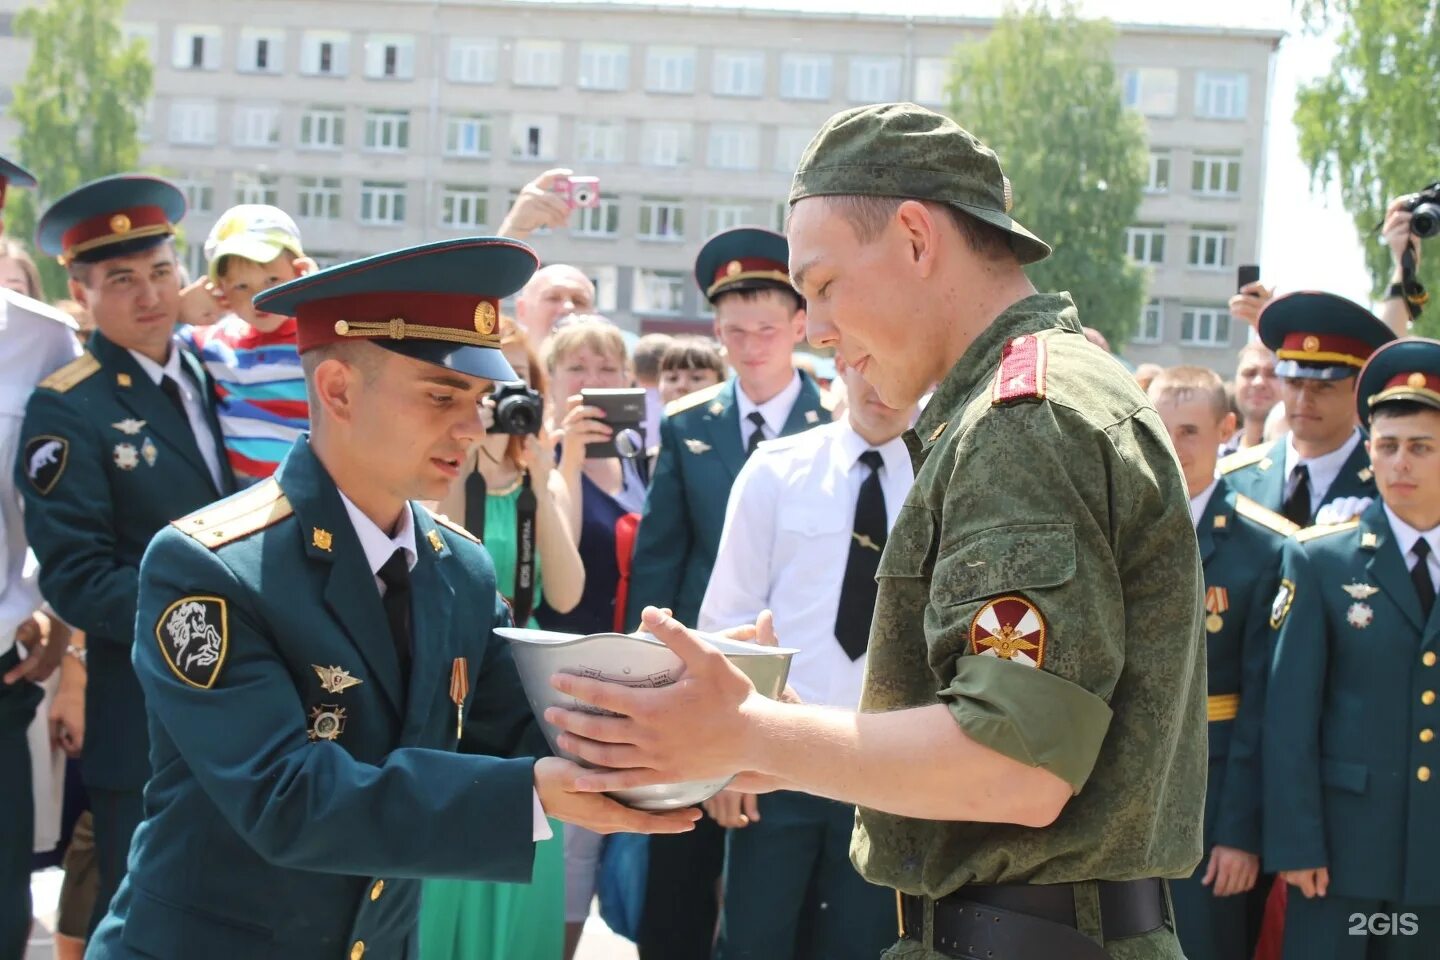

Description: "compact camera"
555 176 601 210
488 381 544 436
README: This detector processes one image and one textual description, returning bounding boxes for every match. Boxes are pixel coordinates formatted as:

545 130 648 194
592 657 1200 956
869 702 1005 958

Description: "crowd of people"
0 98 1436 960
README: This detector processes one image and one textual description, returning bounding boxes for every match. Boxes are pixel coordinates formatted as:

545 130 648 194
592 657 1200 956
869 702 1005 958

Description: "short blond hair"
542 317 630 374
1148 365 1229 421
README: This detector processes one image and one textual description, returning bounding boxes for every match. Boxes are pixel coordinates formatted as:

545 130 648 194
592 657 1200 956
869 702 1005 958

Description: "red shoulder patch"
991 334 1047 405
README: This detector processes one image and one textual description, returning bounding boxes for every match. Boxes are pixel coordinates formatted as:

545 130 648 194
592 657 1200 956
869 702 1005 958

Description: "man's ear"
68 277 90 308
894 200 940 277
789 307 806 345
1220 411 1238 437
312 358 356 427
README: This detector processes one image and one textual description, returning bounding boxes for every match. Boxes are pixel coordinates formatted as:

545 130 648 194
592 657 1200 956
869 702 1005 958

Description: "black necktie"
745 411 767 457
378 549 413 687
159 374 188 421
1283 463 1312 528
1413 539 1435 619
835 450 887 660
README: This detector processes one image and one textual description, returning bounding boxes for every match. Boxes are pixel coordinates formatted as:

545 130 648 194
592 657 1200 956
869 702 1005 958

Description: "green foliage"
1294 0 1440 333
7 0 152 300
947 1 1149 347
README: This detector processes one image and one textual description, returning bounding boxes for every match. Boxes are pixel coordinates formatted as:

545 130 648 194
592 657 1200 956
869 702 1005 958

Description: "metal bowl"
498 627 796 810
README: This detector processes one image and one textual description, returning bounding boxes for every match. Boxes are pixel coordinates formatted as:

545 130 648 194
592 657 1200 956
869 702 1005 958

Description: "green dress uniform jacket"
1171 481 1296 960
857 293 1207 959
87 437 545 959
1217 434 1375 520
14 331 236 791
625 371 829 630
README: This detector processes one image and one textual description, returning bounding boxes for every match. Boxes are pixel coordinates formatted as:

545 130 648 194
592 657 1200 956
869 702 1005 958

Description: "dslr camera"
1403 183 1440 239
555 175 601 210
488 381 544 436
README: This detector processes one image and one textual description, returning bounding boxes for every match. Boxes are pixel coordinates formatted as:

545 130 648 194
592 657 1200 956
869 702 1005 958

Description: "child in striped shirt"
183 206 316 484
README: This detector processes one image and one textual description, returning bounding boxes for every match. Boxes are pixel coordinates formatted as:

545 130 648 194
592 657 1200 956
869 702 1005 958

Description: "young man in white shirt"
697 356 915 960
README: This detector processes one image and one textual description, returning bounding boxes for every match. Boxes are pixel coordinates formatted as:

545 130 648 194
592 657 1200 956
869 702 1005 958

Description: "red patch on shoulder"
991 334 1047 405
970 596 1047 668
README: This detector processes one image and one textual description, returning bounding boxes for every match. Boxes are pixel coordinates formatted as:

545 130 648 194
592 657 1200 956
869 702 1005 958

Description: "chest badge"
308 704 348 741
683 438 712 455
1343 582 1379 600
113 442 139 470
313 664 363 695
1346 602 1374 629
1204 586 1229 634
804 409 820 424
312 528 334 552
427 529 445 554
111 418 146 435
141 437 158 467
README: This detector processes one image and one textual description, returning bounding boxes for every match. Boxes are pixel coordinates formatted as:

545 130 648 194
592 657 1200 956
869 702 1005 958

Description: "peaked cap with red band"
695 226 794 305
0 155 37 236
253 237 538 383
1258 291 1395 382
1355 336 1440 428
36 174 186 266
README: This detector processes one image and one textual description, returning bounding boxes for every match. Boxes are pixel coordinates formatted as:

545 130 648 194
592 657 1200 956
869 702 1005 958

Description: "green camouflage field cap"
789 102 1051 265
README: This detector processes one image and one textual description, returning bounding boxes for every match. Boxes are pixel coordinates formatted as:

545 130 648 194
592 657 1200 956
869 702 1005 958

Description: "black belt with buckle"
899 878 1166 959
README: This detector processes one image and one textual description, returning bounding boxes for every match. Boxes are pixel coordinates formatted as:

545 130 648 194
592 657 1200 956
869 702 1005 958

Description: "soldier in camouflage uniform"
546 103 1207 960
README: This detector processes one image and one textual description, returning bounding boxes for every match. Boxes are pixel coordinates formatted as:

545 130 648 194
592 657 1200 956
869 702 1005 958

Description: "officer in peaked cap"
0 155 37 236
1264 336 1440 959
86 238 697 959
15 173 238 934
1219 292 1396 527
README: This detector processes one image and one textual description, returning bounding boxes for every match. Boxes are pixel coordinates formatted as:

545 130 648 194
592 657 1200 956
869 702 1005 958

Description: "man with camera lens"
1379 187 1440 337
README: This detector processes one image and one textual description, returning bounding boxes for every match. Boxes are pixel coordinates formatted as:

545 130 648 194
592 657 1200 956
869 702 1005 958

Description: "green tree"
7 0 152 300
947 2 1149 349
1294 0 1440 333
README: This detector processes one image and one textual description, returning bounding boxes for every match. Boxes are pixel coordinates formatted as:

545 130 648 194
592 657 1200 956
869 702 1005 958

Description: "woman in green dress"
421 319 585 960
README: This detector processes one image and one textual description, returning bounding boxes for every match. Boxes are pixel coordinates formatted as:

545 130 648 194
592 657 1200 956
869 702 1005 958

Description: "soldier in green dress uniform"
547 103 1208 960
1264 336 1440 960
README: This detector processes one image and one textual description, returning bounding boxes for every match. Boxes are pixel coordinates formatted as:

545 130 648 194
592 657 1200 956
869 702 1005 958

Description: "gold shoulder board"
1295 519 1360 543
427 510 481 544
1233 495 1300 537
37 353 100 394
664 381 726 418
173 478 293 549
1217 442 1271 475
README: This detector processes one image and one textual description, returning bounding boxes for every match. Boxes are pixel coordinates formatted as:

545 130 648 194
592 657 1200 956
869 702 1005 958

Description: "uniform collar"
735 370 802 436
836 417 909 476
1282 428 1361 490
337 489 418 576
1189 477 1220 530
1382 504 1440 565
911 292 1078 452
126 337 183 386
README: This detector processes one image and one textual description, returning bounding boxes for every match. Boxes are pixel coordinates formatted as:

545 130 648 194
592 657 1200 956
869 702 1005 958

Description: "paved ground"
25 868 639 959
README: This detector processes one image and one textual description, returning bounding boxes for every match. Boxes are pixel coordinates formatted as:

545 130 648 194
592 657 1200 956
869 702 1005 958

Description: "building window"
780 54 832 100
510 115 559 162
1180 306 1232 347
360 182 406 226
646 46 696 94
772 201 788 233
574 197 621 238
1187 226 1235 270
299 107 345 149
175 176 214 214
913 57 950 106
297 177 342 220
514 39 563 87
774 127 812 173
579 43 629 91
575 120 625 164
1126 225 1166 265
1121 67 1178 117
233 104 280 148
1134 300 1162 344
364 110 410 152
713 50 764 97
708 124 759 171
173 25 222 70
440 187 488 229
1146 150 1171 193
135 100 155 143
365 34 415 80
233 173 279 207
848 55 901 102
638 198 685 242
169 100 217 145
590 266 620 313
238 28 284 74
1195 71 1248 120
635 269 686 315
449 38 497 84
642 122 692 167
1192 153 1242 196
444 115 492 158
704 203 750 237
301 31 349 77
121 22 159 62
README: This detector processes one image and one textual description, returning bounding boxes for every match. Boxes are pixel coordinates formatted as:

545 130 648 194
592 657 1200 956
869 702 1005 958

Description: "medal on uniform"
141 437 158 467
1343 582 1379 600
1204 586 1229 634
450 657 470 740
111 418 146 435
113 442 139 470
1346 602 1374 629
308 704 347 741
312 664 362 694
683 438 712 455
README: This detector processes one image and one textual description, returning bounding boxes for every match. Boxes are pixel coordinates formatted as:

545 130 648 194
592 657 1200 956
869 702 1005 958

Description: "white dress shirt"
1384 505 1440 593
1282 429 1362 514
337 491 552 842
734 371 803 450
699 420 914 709
0 289 81 654
1189 478 1219 531
128 338 224 490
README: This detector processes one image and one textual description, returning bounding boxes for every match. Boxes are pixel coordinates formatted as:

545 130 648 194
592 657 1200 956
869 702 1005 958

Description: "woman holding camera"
420 317 581 960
